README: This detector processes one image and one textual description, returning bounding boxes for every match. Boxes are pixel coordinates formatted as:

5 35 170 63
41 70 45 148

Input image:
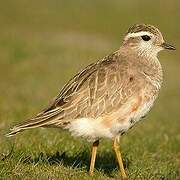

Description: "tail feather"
6 108 63 137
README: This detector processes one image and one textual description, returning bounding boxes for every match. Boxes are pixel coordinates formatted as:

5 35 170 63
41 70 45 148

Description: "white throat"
123 31 163 58
136 43 162 58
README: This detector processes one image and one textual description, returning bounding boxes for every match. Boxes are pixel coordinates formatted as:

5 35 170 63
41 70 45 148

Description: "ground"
0 0 179 179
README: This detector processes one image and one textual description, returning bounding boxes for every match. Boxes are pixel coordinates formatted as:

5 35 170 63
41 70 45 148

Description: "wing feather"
7 51 138 136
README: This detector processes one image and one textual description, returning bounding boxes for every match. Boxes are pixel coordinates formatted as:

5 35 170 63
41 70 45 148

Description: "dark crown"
127 24 160 36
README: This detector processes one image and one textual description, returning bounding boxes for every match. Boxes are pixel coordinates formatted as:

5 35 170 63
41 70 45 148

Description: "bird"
7 24 175 179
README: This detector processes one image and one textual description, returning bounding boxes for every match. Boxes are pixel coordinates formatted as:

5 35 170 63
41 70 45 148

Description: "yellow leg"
113 137 127 179
89 140 99 176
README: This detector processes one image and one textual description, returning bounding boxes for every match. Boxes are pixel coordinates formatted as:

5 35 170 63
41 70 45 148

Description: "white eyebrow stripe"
124 31 152 41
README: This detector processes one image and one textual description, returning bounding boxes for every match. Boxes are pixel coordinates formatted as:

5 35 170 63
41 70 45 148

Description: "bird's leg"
113 137 127 179
89 140 99 176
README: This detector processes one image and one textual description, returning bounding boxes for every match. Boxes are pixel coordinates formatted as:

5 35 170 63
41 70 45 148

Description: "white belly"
132 97 156 123
66 117 114 141
66 97 156 141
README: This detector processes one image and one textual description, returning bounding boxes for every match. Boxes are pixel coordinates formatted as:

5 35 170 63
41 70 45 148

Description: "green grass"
0 0 180 179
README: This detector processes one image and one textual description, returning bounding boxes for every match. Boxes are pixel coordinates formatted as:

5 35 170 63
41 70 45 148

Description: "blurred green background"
0 0 179 179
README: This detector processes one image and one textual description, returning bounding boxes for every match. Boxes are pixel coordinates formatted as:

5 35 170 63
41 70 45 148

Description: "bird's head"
122 24 176 58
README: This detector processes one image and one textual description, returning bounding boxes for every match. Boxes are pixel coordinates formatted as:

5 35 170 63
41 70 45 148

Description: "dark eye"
141 35 151 41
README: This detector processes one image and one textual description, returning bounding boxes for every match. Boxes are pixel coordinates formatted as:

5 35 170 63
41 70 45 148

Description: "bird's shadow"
20 150 130 177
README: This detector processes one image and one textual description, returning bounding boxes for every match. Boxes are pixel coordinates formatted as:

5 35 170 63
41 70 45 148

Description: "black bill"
161 42 176 50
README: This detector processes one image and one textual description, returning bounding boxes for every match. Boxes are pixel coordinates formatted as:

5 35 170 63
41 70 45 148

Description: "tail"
6 108 63 137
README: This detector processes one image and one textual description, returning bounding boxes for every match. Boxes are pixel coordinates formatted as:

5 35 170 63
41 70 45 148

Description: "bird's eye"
141 35 151 41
